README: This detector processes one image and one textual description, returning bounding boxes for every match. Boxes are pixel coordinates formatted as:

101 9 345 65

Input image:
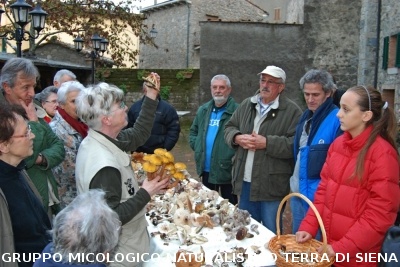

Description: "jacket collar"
342 125 373 152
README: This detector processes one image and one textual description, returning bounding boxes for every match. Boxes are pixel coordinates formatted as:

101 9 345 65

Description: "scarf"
58 108 88 138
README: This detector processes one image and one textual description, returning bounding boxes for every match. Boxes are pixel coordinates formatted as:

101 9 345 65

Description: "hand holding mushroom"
136 148 188 190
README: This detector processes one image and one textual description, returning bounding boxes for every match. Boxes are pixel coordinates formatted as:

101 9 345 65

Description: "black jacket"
127 96 180 153
0 160 51 267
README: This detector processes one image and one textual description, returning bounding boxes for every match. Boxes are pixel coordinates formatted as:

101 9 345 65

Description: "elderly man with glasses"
224 65 302 234
0 58 65 216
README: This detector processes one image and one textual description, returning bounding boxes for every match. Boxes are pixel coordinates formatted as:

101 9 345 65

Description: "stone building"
376 0 400 115
140 0 361 107
140 0 400 116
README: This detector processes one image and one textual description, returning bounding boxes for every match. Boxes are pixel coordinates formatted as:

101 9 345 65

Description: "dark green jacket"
26 119 65 211
1 91 65 210
189 96 238 184
224 93 302 201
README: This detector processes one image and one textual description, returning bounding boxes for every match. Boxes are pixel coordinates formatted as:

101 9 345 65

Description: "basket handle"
276 192 328 253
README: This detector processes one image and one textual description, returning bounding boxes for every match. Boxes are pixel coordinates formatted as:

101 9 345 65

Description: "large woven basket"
268 193 334 267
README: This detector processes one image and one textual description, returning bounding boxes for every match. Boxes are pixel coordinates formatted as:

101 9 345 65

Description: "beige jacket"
76 129 149 267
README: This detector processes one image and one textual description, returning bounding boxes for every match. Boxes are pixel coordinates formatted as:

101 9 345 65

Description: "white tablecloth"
142 182 277 267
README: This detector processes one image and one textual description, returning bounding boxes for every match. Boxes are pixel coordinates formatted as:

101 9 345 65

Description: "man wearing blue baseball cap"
224 65 302 234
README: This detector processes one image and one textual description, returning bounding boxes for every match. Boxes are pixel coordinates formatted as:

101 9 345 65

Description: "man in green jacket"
224 66 302 233
1 58 65 215
189 74 238 204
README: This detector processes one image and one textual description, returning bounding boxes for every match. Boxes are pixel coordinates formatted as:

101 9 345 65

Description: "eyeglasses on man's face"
109 101 126 113
12 124 32 139
260 79 282 86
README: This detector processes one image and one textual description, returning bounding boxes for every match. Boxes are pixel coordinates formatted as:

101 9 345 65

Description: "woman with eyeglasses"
34 86 59 123
75 80 169 267
0 103 51 267
50 81 88 209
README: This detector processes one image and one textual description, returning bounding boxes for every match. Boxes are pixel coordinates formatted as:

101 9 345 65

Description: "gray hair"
53 69 76 83
76 82 124 130
57 81 85 104
51 189 120 264
299 69 335 94
211 74 231 88
35 86 58 103
0 58 39 89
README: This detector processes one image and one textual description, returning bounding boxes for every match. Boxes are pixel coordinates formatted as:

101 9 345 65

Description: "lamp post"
73 33 109 84
0 0 48 57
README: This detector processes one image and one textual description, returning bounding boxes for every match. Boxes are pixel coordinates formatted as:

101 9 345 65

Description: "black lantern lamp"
150 24 158 39
73 35 84 52
29 3 48 32
0 0 48 57
73 33 109 84
100 38 109 53
91 33 102 51
10 0 32 28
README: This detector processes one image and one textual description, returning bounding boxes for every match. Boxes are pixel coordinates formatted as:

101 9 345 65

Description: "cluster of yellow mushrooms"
132 148 187 188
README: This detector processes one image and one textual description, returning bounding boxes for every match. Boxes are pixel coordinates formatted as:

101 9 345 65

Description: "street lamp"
149 24 158 39
73 33 109 84
0 0 48 57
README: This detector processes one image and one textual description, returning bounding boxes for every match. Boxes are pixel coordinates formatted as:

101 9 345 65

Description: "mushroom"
142 73 160 91
142 161 157 180
174 162 187 171
236 226 248 240
173 171 185 181
164 151 174 162
154 148 167 156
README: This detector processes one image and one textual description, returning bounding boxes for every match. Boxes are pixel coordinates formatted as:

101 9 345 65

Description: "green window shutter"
382 36 389 70
395 33 400 67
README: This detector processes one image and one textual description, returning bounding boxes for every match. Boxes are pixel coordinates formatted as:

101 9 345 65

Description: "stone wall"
140 0 271 69
101 69 200 124
303 0 362 89
200 22 307 106
377 0 400 115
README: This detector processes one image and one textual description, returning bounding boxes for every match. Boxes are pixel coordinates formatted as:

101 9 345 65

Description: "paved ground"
170 126 293 235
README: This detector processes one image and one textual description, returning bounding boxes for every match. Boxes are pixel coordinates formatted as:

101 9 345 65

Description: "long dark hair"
347 86 398 180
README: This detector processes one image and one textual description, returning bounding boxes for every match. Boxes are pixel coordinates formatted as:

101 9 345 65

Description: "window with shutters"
396 33 400 67
383 34 400 69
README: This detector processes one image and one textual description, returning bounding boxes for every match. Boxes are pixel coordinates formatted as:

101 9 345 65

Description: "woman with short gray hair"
33 189 121 266
75 80 169 267
34 86 58 123
50 81 88 208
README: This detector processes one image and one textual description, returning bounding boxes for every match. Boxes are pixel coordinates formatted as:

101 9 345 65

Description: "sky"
132 0 169 12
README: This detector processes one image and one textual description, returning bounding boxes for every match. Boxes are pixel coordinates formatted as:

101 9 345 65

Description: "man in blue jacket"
127 82 180 153
290 69 342 235
189 74 238 204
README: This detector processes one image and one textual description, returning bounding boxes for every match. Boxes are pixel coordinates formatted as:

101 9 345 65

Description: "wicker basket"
268 193 335 267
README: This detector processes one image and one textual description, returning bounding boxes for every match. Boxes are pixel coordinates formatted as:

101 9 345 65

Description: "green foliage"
160 85 171 100
1 0 156 67
95 68 112 81
176 68 194 83
119 84 128 94
137 69 150 81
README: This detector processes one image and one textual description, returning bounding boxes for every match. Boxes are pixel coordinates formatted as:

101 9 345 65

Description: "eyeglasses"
109 101 126 113
12 124 32 139
45 100 58 104
261 80 282 86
